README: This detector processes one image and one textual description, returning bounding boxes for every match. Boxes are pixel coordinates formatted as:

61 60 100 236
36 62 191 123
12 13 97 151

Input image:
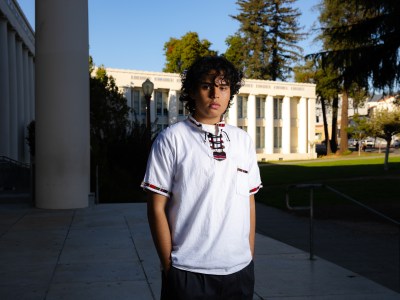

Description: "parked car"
364 138 374 147
393 140 400 148
348 139 358 146
375 138 387 147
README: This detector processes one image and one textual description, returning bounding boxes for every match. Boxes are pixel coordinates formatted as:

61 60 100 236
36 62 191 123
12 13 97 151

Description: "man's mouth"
210 103 220 109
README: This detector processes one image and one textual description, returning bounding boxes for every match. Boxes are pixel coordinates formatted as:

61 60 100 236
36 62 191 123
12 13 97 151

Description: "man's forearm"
249 194 256 257
147 192 172 272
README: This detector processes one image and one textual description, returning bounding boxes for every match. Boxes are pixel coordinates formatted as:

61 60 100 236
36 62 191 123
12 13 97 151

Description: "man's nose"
209 86 218 98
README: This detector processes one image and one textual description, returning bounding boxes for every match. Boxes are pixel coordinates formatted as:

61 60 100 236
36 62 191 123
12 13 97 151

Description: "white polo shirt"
141 116 262 275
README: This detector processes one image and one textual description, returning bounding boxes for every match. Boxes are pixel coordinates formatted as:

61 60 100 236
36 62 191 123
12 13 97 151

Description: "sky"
17 0 321 73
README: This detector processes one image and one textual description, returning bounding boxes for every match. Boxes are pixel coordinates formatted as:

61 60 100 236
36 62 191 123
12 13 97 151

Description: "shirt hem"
172 259 252 275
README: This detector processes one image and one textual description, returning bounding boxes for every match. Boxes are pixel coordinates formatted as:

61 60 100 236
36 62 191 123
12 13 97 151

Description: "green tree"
223 34 246 72
369 109 400 170
90 61 133 201
318 0 400 91
90 65 130 151
349 83 369 114
163 32 217 73
231 0 304 80
311 0 368 154
294 58 341 153
90 59 161 202
311 0 400 152
347 114 370 156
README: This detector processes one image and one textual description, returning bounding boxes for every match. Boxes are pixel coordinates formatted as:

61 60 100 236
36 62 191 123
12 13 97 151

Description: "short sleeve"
247 139 263 195
141 132 175 197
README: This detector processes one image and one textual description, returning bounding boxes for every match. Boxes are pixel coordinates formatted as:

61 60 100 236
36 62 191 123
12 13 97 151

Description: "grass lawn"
257 155 400 221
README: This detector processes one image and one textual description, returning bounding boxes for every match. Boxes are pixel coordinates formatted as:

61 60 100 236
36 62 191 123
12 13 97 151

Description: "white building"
368 95 399 114
314 94 399 143
315 95 370 142
1 0 90 209
105 68 317 161
0 0 35 163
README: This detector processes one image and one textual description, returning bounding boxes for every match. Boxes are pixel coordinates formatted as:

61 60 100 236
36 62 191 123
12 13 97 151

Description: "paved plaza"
0 202 398 299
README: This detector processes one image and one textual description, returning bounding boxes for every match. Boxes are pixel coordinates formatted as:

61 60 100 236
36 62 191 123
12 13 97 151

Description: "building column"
308 98 316 156
168 90 178 125
226 95 237 126
23 48 30 162
247 94 256 143
298 97 308 153
149 91 156 124
0 18 10 157
8 30 18 160
121 86 132 124
265 95 274 154
16 40 25 162
282 96 291 154
28 55 35 122
35 0 90 209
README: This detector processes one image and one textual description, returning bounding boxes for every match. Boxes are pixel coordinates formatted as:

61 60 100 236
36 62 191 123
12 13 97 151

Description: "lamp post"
142 78 154 150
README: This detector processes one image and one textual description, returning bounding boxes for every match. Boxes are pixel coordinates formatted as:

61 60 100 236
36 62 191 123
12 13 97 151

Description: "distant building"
315 95 370 142
368 95 399 114
105 68 317 161
315 93 400 145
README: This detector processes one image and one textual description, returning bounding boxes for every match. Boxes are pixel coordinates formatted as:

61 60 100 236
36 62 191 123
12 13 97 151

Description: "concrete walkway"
0 202 398 299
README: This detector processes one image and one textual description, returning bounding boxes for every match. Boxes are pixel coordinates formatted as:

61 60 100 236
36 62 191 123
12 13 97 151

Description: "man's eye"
201 84 212 90
219 86 229 91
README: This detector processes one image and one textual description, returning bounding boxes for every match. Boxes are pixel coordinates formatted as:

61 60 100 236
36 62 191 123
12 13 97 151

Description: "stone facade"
0 0 35 163
106 68 317 161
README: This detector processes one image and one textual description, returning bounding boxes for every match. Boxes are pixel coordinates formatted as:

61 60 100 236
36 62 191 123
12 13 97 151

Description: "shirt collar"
188 115 225 135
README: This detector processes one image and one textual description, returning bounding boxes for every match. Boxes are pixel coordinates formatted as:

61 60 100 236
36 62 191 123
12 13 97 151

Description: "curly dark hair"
179 56 244 114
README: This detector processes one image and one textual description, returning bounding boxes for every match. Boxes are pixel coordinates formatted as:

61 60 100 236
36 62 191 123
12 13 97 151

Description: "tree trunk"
331 96 339 153
320 97 331 154
339 88 349 154
384 138 391 171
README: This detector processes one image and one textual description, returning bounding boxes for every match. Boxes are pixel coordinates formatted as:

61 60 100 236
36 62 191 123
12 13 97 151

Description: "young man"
141 56 262 299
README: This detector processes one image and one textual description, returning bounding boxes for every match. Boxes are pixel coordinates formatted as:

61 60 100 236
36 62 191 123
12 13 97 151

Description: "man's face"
191 71 231 124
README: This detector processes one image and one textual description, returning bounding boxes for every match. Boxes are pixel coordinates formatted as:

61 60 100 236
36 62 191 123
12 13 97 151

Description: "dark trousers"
160 261 254 300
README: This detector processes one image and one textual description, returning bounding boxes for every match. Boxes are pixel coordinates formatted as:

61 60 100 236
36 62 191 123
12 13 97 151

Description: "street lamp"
142 78 154 150
142 78 154 130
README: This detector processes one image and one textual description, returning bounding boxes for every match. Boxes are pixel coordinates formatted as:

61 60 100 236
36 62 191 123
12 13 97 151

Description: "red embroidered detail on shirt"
142 182 170 195
250 185 262 193
208 133 226 161
213 152 226 161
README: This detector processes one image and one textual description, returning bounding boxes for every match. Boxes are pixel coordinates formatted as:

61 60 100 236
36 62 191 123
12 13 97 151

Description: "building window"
256 126 265 148
273 97 283 120
256 97 265 118
157 124 167 133
155 90 168 116
274 126 282 148
178 98 188 116
237 95 248 118
239 126 247 132
132 90 146 117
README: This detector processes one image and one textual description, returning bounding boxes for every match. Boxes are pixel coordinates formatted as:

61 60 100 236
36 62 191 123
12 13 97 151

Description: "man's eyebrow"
199 81 229 86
